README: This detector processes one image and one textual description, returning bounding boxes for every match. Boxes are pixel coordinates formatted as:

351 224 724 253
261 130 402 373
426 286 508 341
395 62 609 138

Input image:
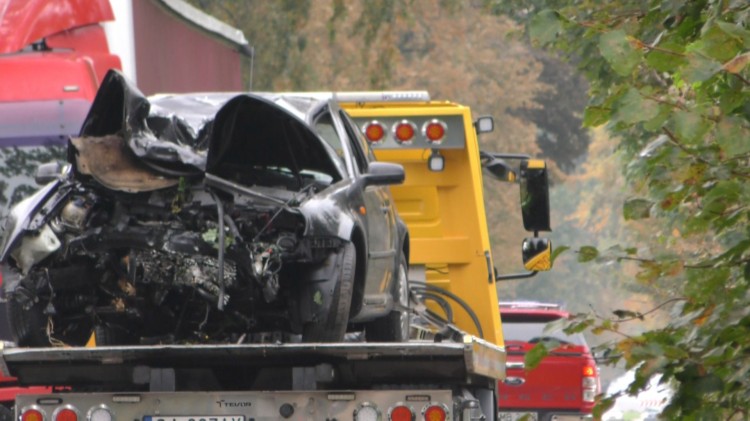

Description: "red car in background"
498 302 600 421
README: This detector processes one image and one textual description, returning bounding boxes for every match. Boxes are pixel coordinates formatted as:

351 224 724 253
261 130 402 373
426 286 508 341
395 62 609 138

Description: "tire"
365 251 410 342
302 242 356 342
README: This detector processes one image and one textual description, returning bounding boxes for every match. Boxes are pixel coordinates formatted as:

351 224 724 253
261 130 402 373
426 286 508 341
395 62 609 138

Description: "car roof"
499 301 570 318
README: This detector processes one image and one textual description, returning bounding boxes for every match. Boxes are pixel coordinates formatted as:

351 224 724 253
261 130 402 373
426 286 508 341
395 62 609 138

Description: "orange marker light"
393 120 416 144
423 119 447 144
423 405 446 421
363 121 386 144
583 366 595 377
22 409 44 421
359 206 367 215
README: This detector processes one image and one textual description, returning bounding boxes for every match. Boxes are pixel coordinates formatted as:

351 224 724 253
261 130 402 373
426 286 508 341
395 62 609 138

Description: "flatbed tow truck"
0 92 551 421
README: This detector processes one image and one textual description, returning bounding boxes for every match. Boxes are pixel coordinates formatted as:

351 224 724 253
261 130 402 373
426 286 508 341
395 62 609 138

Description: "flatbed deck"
0 336 505 391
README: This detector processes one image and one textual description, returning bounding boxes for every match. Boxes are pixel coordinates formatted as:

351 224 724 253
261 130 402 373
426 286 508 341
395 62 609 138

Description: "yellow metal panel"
346 102 505 346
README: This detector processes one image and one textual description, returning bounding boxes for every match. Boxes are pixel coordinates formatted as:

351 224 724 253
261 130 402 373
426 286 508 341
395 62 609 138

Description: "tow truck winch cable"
409 281 484 339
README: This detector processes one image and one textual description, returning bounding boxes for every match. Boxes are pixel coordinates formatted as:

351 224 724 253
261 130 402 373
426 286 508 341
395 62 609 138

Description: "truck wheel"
302 242 355 342
365 252 410 342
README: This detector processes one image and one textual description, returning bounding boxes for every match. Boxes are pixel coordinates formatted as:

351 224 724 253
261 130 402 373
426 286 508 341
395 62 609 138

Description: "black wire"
410 282 484 339
412 291 453 322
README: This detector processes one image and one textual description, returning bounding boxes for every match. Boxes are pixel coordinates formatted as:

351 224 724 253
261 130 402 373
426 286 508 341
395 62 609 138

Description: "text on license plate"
145 416 246 421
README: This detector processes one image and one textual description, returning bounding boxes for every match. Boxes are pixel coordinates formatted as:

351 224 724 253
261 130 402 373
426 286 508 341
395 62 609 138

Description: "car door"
329 103 397 297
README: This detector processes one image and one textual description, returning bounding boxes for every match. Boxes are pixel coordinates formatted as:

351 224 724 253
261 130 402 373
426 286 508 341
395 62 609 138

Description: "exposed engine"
4 172 341 346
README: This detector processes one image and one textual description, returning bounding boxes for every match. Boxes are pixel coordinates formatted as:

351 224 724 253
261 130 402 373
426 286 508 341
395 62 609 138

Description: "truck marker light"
363 121 387 144
53 407 78 421
393 120 417 145
422 404 447 421
22 408 45 421
422 120 447 145
87 406 114 421
37 399 63 405
388 404 414 421
353 402 381 421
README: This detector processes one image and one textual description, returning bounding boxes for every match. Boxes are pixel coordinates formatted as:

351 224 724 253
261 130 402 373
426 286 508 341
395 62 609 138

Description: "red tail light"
363 121 387 144
422 404 447 421
422 119 447 144
583 365 595 377
393 120 417 144
389 404 415 421
54 408 77 421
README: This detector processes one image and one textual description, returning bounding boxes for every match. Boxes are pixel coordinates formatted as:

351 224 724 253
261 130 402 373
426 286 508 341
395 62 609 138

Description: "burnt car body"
0 70 409 346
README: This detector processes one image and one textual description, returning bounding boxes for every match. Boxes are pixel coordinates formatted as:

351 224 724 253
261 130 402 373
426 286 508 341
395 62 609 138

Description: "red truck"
497 302 600 421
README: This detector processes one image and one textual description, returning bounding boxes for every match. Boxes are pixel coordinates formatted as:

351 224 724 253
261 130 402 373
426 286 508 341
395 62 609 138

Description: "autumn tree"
490 0 750 417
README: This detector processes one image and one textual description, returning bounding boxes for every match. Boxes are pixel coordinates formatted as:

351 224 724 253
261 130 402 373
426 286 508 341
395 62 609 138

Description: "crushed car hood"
74 69 343 191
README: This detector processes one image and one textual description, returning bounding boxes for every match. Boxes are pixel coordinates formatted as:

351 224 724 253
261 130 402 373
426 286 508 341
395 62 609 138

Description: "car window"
334 110 370 174
312 111 348 177
340 110 377 163
501 314 587 346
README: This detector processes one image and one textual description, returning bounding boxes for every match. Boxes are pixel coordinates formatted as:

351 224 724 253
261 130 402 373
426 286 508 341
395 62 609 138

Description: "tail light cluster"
353 401 448 421
582 364 599 403
20 405 113 421
362 119 447 146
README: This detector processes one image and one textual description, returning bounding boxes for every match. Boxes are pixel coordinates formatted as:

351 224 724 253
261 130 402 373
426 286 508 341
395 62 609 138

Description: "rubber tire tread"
365 252 409 342
302 242 356 342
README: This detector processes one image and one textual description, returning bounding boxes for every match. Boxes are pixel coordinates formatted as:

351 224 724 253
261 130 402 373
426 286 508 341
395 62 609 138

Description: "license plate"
497 412 538 421
145 416 246 421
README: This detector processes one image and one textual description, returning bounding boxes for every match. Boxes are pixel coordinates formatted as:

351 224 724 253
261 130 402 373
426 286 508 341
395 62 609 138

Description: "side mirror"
522 237 552 271
520 159 551 232
474 116 494 134
364 162 405 186
35 162 64 185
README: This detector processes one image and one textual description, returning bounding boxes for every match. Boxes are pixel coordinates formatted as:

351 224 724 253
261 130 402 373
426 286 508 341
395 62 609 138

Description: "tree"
488 0 750 417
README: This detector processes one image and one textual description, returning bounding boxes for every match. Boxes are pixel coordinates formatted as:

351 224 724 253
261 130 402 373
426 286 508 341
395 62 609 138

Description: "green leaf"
612 88 660 124
672 109 711 144
645 41 687 72
623 197 653 220
682 52 722 83
716 21 750 46
550 245 570 264
583 105 611 127
716 116 750 157
693 24 743 62
529 9 562 46
599 30 643 76
524 343 549 370
577 246 599 262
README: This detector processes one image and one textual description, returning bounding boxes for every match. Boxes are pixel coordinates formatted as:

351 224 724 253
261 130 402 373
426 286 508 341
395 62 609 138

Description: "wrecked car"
0 70 410 346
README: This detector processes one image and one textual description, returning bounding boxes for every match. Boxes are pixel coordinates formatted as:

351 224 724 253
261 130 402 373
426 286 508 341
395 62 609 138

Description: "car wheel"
365 252 410 342
302 242 356 342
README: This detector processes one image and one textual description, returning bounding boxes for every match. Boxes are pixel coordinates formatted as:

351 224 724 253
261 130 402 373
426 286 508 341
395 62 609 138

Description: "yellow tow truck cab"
339 91 552 346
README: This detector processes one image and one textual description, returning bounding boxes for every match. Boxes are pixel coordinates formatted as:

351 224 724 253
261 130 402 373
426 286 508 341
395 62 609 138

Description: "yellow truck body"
343 98 510 345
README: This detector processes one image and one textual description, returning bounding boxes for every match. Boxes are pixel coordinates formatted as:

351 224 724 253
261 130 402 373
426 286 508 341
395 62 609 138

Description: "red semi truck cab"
497 302 600 421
